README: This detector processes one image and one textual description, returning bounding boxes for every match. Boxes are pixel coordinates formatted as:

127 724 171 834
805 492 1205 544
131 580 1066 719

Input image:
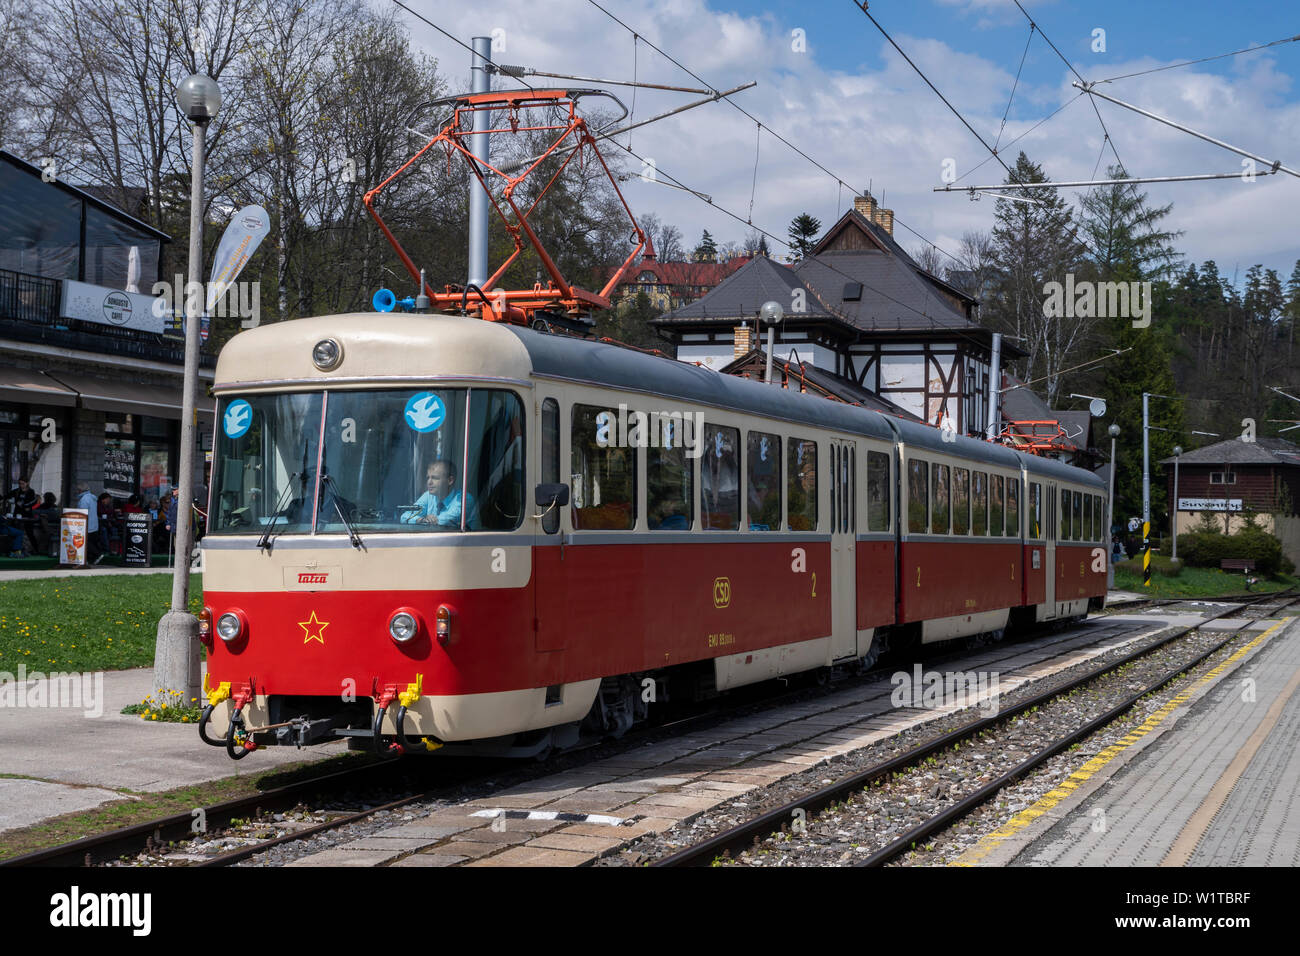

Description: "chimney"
854 194 877 220
874 207 894 235
734 323 753 360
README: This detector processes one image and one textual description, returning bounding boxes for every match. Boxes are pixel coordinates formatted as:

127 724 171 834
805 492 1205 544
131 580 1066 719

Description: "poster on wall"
60 509 87 566
104 438 136 495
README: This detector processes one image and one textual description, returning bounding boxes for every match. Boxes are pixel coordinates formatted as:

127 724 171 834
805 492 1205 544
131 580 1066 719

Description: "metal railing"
0 268 215 368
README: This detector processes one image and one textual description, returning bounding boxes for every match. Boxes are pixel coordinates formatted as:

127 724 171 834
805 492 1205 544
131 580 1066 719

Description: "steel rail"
857 592 1300 867
654 590 1296 866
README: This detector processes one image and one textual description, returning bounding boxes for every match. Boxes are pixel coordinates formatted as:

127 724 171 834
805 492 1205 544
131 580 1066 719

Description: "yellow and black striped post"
1142 520 1151 587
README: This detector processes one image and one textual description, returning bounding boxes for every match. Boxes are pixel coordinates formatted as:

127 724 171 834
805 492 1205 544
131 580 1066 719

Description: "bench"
1220 558 1256 572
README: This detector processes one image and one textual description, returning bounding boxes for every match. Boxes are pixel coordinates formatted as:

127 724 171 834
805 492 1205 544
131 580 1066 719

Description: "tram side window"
787 439 817 531
570 405 636 530
952 467 970 535
867 450 890 532
1029 482 1042 539
990 474 1004 536
1082 492 1093 541
701 424 740 530
541 399 560 534
1094 495 1104 541
972 471 987 535
1060 489 1071 541
1073 491 1083 541
747 431 781 531
465 390 526 531
647 416 693 531
1006 477 1019 538
931 464 950 534
907 459 928 534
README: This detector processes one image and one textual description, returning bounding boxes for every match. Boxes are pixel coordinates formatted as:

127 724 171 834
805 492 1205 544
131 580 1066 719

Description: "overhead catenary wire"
951 93 1085 185
851 2 1106 265
391 0 536 94
994 22 1035 155
1095 33 1300 85
585 0 965 269
383 14 1026 364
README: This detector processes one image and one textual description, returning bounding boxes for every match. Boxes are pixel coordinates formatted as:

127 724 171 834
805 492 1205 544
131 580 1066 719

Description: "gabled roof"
793 250 977 333
652 254 842 326
1160 436 1300 466
815 208 977 306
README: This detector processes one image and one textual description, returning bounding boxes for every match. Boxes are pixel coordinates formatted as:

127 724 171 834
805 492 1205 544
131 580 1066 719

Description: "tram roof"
213 314 1100 485
505 322 898 441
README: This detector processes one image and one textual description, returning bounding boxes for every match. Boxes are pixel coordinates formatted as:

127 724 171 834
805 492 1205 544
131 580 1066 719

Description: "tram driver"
401 460 480 530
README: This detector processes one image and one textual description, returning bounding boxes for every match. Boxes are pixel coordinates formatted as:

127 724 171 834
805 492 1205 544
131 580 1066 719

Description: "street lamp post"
760 300 784 384
1171 445 1182 563
1107 423 1120 588
155 74 221 703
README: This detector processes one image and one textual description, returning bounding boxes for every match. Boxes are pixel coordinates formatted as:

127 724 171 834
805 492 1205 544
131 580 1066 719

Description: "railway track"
8 593 1283 868
652 590 1299 867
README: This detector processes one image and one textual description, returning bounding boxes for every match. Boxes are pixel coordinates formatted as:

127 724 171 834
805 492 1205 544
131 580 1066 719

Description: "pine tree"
988 152 1088 404
787 213 821 260
694 229 718 262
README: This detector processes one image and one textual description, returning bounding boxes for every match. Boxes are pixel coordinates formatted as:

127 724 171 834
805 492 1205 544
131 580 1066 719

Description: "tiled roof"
652 255 841 325
1160 436 1300 466
793 250 975 333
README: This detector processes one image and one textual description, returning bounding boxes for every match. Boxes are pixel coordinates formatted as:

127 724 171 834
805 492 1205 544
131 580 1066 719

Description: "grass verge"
0 573 202 673
1114 556 1294 598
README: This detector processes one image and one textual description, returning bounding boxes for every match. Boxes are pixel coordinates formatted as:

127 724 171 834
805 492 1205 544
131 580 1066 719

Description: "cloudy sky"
397 0 1300 282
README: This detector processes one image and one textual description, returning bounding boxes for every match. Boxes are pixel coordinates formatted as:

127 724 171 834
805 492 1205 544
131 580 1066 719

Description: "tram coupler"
273 715 349 748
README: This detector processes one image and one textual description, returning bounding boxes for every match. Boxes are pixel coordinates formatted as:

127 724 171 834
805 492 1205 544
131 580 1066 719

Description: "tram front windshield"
209 388 524 534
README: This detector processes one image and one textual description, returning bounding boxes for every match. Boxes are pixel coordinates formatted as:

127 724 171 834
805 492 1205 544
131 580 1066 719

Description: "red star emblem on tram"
299 611 329 645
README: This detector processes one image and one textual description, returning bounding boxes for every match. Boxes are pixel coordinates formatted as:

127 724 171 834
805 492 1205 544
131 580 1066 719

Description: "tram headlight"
388 609 420 643
216 610 246 643
312 338 343 370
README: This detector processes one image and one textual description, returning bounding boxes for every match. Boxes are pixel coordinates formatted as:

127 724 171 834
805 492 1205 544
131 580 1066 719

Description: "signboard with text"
61 280 165 334
1177 498 1243 512
123 512 151 567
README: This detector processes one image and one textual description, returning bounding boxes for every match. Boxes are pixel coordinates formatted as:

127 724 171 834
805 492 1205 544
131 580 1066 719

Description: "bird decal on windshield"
404 393 445 433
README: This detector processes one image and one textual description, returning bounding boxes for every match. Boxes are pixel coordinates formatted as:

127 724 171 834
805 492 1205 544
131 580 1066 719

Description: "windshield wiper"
257 481 296 551
322 473 365 551
259 441 314 551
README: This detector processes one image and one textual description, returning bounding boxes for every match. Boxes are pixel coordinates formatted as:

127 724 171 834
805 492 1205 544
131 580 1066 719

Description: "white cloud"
397 0 1300 277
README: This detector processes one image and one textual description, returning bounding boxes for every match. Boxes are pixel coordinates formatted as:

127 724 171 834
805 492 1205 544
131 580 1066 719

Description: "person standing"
76 482 103 564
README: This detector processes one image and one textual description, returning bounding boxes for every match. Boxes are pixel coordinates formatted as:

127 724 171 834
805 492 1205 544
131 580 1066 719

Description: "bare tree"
912 243 945 279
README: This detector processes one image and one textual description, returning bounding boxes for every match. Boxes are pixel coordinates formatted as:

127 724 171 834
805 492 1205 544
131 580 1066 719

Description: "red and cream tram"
199 313 1108 758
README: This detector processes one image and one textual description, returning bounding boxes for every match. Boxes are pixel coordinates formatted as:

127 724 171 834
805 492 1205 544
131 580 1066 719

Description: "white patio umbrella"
126 245 141 293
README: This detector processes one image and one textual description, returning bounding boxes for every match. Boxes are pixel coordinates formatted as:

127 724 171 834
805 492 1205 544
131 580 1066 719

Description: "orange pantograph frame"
364 89 647 323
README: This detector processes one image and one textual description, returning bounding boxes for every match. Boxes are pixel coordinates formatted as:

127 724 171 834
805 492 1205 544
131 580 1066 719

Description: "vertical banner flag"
205 205 270 316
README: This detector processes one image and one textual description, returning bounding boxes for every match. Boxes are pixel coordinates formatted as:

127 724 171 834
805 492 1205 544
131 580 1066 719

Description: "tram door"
829 439 857 661
1044 481 1056 617
535 397 565 652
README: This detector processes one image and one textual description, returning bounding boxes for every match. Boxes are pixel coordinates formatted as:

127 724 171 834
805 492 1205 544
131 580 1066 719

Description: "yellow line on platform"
949 617 1293 867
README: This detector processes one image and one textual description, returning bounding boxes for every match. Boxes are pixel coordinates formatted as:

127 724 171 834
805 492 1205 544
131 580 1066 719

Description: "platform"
957 612 1300 866
0 665 343 836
